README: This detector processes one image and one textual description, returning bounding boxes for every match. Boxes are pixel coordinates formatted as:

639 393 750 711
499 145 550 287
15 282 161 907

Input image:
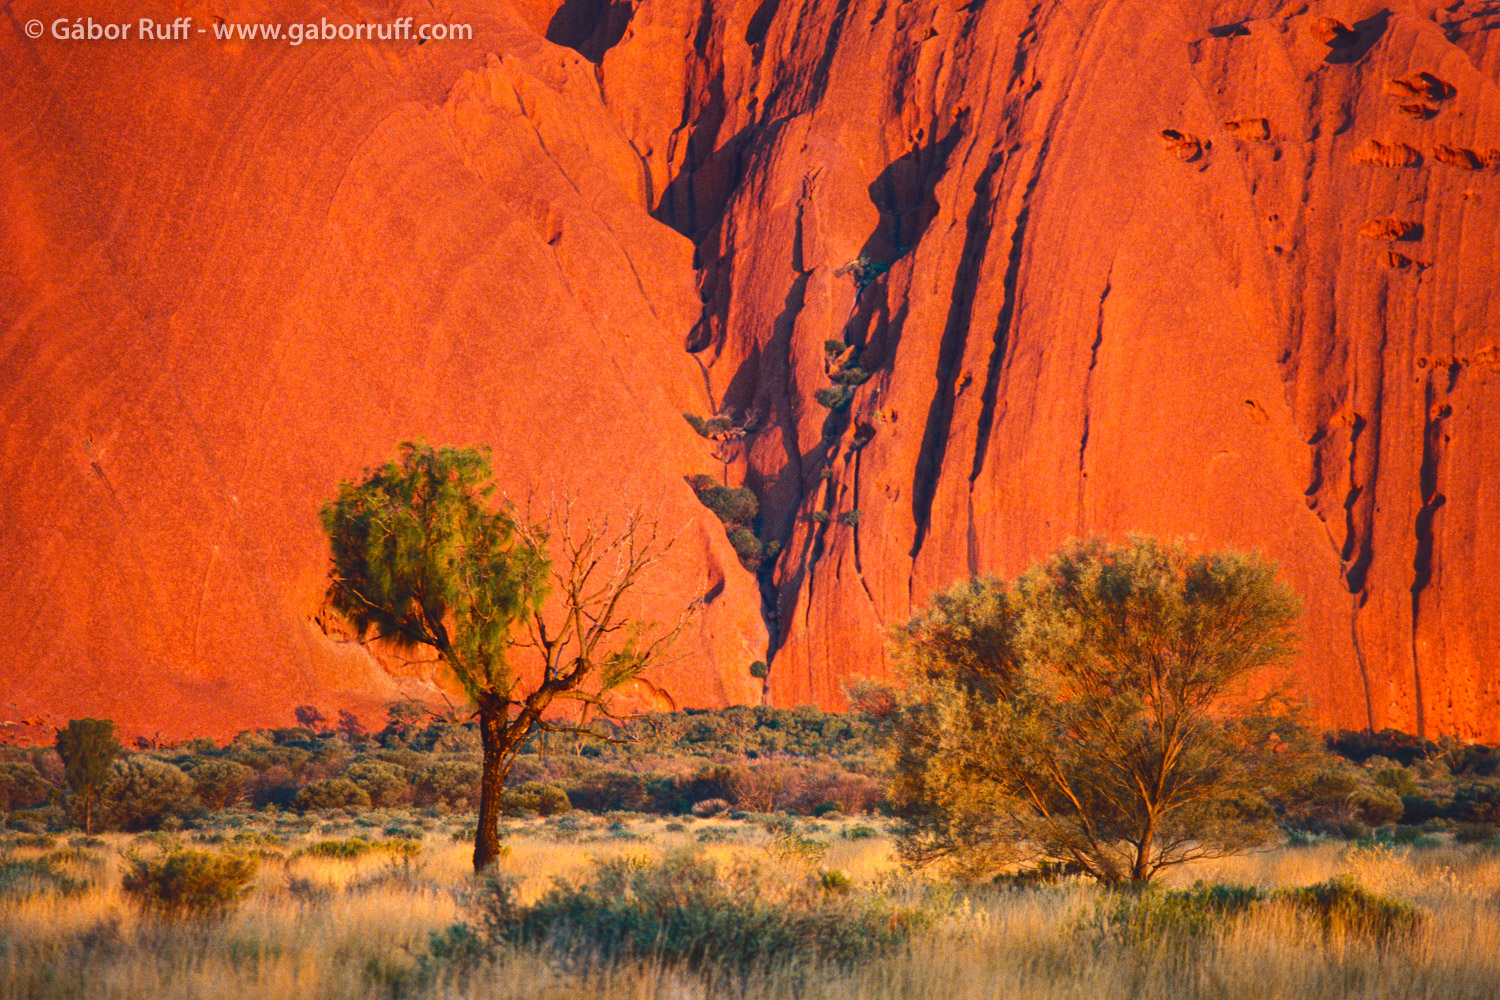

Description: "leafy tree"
321 444 691 870
889 536 1317 885
56 718 122 834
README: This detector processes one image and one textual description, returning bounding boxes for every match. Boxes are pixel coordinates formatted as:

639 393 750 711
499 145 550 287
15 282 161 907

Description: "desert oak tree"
889 537 1317 885
321 443 691 870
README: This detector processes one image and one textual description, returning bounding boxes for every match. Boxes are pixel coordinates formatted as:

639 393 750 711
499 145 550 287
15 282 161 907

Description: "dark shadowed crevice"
909 150 1004 558
546 0 636 62
1409 391 1449 741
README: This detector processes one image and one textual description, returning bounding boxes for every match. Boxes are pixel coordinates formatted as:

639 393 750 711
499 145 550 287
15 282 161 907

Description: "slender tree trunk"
84 790 93 836
473 697 511 872
1132 814 1157 884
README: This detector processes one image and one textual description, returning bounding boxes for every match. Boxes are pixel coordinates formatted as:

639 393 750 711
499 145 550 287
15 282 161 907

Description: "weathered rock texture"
3 0 1498 739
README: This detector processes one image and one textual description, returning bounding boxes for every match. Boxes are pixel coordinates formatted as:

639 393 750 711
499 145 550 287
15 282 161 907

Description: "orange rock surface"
2 0 1497 739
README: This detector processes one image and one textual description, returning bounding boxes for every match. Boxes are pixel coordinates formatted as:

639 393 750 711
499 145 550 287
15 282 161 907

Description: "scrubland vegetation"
7 456 1498 997
4 813 1500 999
6 707 1500 998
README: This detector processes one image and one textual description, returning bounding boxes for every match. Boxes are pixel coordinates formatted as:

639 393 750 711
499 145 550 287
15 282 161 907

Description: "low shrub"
188 760 257 810
0 761 52 812
694 484 760 529
344 760 411 809
814 386 856 412
100 758 198 831
120 849 257 918
1275 876 1423 943
478 851 923 975
294 778 371 812
1084 883 1266 947
728 527 766 568
1451 781 1500 824
0 856 92 898
500 782 571 817
412 761 481 812
1454 822 1497 844
302 837 375 859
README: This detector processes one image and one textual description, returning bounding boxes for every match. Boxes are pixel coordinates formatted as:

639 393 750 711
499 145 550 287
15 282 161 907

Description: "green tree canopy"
56 717 122 834
889 536 1319 885
320 442 549 704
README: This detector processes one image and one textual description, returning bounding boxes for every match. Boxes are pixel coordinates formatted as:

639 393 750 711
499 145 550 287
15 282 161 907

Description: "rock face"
3 0 1498 739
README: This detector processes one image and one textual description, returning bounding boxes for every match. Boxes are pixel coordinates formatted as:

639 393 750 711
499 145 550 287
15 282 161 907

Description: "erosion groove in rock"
2 0 1498 738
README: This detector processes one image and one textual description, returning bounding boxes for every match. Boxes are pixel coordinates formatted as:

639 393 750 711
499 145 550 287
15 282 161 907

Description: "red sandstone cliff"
2 0 1497 739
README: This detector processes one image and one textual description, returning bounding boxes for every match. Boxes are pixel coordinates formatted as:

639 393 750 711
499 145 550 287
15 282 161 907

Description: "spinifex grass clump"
477 850 925 975
1278 875 1424 943
299 837 422 861
120 848 257 919
1084 883 1267 949
1082 876 1423 951
0 855 94 899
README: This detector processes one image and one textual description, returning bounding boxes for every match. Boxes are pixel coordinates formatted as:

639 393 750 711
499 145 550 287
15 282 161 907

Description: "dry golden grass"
4 816 1500 999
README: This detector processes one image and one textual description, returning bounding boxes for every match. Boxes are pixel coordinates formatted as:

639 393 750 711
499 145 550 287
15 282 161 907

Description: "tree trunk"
84 792 92 836
473 697 511 872
1132 815 1157 884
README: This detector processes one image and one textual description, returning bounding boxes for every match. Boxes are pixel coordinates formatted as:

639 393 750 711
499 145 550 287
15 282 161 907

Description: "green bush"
188 759 257 810
0 856 92 898
1276 876 1423 943
412 761 481 812
294 778 371 812
1349 785 1404 826
303 837 376 859
1084 883 1265 947
100 759 197 831
344 761 411 809
814 386 855 412
830 366 872 386
479 851 923 974
302 836 423 861
1455 823 1497 844
501 782 571 817
120 849 257 918
836 255 890 291
1452 781 1500 823
694 484 759 529
1372 764 1419 797
0 761 52 812
728 527 766 568
749 660 769 679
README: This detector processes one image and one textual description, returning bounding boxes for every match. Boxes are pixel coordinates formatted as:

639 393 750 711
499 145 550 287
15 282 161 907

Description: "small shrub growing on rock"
814 386 856 412
728 527 766 568
120 849 257 919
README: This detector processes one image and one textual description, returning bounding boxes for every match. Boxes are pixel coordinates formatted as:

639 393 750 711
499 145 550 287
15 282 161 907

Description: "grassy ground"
3 813 1500 999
